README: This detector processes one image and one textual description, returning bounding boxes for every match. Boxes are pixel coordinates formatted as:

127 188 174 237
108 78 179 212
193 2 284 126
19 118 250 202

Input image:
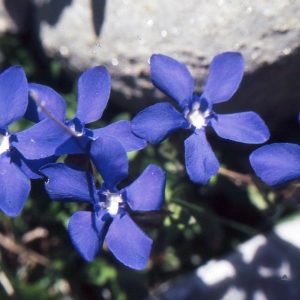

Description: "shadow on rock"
36 0 73 26
147 224 300 300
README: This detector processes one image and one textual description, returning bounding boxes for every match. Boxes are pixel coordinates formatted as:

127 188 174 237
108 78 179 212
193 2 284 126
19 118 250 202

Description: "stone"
146 216 300 300
31 1 300 126
0 0 30 34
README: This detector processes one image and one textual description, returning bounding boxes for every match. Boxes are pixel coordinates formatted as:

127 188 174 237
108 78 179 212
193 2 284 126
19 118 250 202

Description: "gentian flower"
0 66 31 216
250 143 300 187
12 66 145 160
40 136 166 269
131 52 270 184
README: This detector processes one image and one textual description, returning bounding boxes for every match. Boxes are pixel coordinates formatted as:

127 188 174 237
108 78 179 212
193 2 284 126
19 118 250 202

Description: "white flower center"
0 133 10 154
68 123 83 137
187 109 206 129
101 193 123 217
185 102 209 129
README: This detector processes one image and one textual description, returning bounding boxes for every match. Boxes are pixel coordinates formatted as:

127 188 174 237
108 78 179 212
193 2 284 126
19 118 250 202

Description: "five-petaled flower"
250 143 300 187
0 66 31 216
12 66 145 160
41 136 166 270
131 52 270 184
0 52 279 275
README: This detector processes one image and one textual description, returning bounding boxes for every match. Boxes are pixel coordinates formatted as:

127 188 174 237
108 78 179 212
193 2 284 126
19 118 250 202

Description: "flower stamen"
101 192 123 217
0 133 10 154
185 102 210 129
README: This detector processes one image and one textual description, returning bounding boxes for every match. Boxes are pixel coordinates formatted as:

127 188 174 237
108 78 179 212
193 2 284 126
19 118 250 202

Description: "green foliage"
0 35 35 75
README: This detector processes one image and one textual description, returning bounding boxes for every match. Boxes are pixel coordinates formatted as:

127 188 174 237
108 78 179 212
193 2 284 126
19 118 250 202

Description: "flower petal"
202 52 244 104
106 213 152 269
11 149 57 179
55 119 94 155
150 54 194 109
93 120 146 152
55 135 91 156
68 211 108 262
210 112 270 143
40 162 97 203
0 66 28 128
131 102 190 145
76 66 111 124
250 143 300 187
12 118 70 159
24 83 67 123
125 165 166 211
184 130 220 185
89 136 128 190
0 153 30 217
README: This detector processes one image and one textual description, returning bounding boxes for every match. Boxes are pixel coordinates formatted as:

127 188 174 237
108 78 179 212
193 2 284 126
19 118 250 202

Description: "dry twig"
0 232 50 267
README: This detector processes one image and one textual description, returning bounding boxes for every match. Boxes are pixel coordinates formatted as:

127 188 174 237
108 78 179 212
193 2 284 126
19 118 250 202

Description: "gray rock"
36 0 300 72
33 0 300 129
0 0 30 34
146 217 300 300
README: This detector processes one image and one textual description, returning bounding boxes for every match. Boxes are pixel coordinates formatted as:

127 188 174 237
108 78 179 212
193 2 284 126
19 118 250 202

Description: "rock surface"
35 0 300 72
2 0 300 130
34 0 300 127
0 0 30 34
146 216 300 300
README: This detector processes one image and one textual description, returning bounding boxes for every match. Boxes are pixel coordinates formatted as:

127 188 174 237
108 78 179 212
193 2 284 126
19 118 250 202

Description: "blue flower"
0 66 31 216
12 66 146 160
250 143 300 187
40 136 166 270
131 52 270 184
